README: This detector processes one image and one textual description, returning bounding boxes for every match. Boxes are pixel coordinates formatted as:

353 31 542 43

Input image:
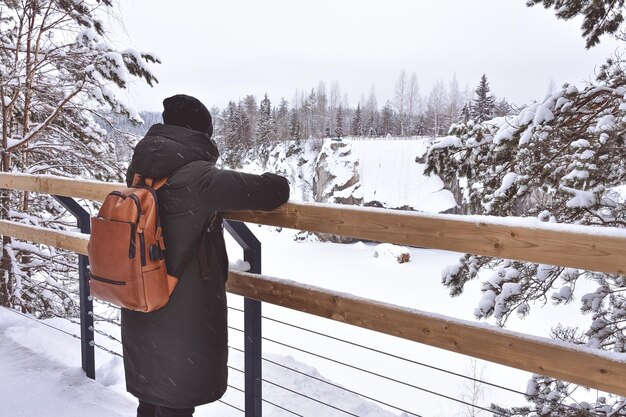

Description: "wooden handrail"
0 172 121 201
1 219 625 396
3 172 626 275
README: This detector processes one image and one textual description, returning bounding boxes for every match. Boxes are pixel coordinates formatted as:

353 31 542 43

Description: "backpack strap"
151 177 168 190
131 173 143 187
134 175 168 190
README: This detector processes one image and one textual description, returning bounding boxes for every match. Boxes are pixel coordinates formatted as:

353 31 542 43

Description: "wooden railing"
1 172 626 397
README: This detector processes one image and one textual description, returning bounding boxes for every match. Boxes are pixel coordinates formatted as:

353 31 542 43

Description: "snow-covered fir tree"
471 74 496 123
334 106 344 138
276 98 291 141
289 108 302 141
0 0 158 316
351 103 363 136
380 101 395 136
255 93 276 157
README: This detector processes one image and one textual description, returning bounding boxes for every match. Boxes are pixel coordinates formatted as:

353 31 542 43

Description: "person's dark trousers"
137 400 195 417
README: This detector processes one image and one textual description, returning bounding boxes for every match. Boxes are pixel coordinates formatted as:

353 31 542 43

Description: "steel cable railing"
228 307 607 417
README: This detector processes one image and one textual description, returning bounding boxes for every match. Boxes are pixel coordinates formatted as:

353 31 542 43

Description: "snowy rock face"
313 140 362 206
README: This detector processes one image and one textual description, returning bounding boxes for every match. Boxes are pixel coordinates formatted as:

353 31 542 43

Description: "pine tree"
380 101 395 136
365 114 377 137
275 98 290 142
220 101 242 168
255 93 276 153
351 103 363 137
243 95 258 139
334 106 344 138
471 74 496 123
460 103 472 123
236 101 252 151
289 109 301 141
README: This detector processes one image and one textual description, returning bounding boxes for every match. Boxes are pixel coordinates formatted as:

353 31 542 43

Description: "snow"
532 104 555 125
77 28 99 46
348 139 456 212
579 150 595 160
494 172 519 197
428 135 461 150
571 138 590 148
595 115 616 132
561 186 597 208
0 305 401 417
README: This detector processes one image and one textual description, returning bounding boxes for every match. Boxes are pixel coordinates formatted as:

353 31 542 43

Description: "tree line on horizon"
191 72 510 167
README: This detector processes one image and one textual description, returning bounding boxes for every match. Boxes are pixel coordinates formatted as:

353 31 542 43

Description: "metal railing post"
54 196 95 380
225 220 262 417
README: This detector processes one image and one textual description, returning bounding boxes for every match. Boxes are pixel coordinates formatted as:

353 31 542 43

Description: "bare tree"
425 79 449 136
393 69 408 135
406 73 421 134
458 359 489 417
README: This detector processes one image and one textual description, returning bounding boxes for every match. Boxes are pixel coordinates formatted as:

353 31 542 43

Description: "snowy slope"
349 139 455 211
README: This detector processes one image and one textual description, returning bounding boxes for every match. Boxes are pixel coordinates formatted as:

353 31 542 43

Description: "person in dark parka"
122 94 290 417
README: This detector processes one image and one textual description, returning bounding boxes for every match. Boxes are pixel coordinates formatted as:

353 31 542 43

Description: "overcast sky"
113 0 621 112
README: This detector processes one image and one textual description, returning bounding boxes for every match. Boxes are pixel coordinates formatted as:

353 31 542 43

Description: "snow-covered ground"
1 224 595 417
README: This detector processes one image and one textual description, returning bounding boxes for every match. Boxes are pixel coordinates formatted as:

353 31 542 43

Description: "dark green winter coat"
121 123 289 408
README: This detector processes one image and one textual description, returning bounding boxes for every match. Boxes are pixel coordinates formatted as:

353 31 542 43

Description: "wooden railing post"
225 220 263 417
53 196 95 380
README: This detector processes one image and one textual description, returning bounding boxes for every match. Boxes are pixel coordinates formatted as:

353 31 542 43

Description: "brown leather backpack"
87 175 177 312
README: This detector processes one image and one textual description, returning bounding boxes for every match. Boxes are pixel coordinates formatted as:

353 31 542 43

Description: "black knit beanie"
162 94 213 137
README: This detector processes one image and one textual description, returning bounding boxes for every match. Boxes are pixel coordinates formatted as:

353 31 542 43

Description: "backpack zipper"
90 274 126 286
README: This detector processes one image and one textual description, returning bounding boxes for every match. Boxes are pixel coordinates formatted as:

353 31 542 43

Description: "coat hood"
128 123 220 181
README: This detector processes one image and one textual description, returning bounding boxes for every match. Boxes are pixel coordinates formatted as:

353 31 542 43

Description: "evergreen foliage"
351 104 363 136
255 93 275 153
527 0 626 48
290 109 301 141
334 106 344 138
